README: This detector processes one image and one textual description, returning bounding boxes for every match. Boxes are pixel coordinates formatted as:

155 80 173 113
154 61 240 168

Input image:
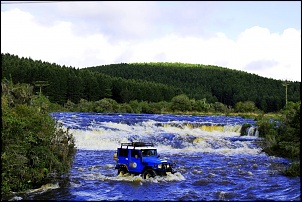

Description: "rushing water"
11 113 300 201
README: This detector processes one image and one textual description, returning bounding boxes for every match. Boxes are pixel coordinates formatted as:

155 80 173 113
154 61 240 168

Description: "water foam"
54 113 261 155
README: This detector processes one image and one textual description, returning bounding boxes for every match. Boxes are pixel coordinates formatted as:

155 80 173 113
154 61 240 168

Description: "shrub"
283 161 300 177
1 79 76 197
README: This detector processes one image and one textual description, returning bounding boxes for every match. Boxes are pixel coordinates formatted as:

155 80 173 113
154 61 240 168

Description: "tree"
171 94 192 111
234 101 259 113
94 98 119 112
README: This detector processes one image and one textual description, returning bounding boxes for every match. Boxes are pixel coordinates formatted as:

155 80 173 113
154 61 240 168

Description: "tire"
143 169 157 179
118 167 127 176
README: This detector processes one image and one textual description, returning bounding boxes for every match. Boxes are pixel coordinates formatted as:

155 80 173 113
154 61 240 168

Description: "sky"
1 1 301 82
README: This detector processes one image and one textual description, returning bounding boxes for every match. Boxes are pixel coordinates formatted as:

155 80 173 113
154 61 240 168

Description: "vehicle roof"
121 146 157 150
120 142 155 149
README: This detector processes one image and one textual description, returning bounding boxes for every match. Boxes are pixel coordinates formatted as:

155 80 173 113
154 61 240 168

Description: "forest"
2 53 300 113
87 62 300 112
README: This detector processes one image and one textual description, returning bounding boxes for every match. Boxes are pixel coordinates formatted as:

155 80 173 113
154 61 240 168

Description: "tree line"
87 62 300 112
2 53 300 113
2 53 180 106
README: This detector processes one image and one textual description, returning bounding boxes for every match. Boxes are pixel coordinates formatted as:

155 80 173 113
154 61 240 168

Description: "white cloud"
1 8 301 81
232 26 301 81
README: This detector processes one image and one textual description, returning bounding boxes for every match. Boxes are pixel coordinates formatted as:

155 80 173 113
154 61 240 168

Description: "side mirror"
157 155 160 158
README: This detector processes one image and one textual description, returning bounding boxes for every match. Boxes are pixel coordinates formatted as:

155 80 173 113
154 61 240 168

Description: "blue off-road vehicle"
114 142 176 179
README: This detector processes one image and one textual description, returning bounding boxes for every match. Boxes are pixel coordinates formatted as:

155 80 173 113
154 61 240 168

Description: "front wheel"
143 169 157 179
118 167 128 176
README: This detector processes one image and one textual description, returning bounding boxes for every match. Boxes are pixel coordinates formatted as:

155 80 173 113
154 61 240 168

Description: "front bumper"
155 163 176 175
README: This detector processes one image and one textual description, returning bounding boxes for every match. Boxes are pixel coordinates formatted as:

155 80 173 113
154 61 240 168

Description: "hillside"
2 53 300 112
85 62 300 112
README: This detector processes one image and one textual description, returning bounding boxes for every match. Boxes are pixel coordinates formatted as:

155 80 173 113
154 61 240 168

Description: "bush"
256 101 300 176
1 79 76 197
171 94 192 111
235 101 258 113
283 161 300 177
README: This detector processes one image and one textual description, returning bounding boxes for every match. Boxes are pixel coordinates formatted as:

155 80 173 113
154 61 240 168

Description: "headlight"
167 164 170 168
158 164 162 169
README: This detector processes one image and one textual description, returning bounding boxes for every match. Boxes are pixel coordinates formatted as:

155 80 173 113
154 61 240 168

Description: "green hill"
2 53 300 112
85 62 300 112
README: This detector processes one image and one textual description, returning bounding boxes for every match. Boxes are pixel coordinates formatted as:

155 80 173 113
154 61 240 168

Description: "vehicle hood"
142 157 168 164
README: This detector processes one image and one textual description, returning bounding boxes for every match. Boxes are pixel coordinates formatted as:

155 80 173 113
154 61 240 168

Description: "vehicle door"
129 149 142 173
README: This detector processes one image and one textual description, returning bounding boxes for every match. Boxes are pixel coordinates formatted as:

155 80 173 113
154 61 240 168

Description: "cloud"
232 26 301 81
245 60 279 71
1 7 301 82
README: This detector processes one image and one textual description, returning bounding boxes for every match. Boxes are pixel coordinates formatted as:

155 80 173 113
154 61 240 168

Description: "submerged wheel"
118 167 128 176
143 169 157 179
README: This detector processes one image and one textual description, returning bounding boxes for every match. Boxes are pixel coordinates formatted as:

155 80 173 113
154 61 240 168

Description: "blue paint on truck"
114 142 176 179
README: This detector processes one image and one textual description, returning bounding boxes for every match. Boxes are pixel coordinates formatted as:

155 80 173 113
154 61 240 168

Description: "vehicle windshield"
141 149 157 157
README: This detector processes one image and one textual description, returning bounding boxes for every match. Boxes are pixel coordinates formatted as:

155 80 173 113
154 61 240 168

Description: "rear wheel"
143 169 156 179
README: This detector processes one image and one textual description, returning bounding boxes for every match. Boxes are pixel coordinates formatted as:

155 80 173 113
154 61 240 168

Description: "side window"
142 150 147 156
131 150 139 157
142 149 157 156
118 149 128 157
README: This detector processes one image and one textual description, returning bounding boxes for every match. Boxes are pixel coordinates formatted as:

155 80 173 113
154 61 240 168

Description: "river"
11 112 300 201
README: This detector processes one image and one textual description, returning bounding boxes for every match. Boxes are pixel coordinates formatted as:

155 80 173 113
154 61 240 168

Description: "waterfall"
51 112 261 155
246 126 259 137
